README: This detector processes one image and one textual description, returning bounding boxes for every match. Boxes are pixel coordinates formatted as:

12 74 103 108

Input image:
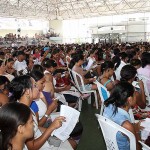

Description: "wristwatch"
44 114 49 118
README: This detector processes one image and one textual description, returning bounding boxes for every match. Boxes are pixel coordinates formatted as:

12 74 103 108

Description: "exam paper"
140 118 150 140
52 105 80 142
85 59 94 70
50 112 60 122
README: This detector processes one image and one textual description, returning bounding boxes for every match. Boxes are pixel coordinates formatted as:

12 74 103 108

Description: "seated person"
120 65 146 109
42 58 79 107
0 76 10 96
100 61 117 92
103 82 141 150
9 75 76 150
70 54 97 91
0 102 34 150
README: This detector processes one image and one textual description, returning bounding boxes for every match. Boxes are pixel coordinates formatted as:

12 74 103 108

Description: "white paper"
140 118 150 140
85 59 94 70
51 105 80 142
50 112 60 122
132 81 140 89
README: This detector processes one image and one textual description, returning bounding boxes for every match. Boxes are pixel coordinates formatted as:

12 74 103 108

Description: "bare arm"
135 80 146 109
26 116 65 150
122 120 141 150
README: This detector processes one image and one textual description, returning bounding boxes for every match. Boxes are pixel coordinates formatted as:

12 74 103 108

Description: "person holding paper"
9 75 76 150
85 49 101 76
70 54 97 91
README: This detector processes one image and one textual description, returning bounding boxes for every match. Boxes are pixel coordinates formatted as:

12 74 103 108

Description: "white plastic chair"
137 74 150 105
96 114 136 150
94 81 110 115
71 70 98 109
139 141 150 150
67 68 83 111
95 81 135 122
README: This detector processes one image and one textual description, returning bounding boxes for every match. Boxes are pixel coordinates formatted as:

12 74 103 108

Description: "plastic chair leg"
78 98 82 111
94 91 98 109
88 94 91 104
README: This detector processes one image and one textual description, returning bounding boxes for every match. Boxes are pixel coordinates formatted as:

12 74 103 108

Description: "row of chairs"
68 68 99 110
68 67 150 149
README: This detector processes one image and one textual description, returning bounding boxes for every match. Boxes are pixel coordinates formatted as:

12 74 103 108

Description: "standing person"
0 102 34 150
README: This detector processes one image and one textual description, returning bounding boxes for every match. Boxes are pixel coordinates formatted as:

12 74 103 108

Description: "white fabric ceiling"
0 0 150 20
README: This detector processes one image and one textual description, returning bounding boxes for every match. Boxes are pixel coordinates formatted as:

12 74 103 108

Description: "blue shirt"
30 101 39 113
103 104 131 150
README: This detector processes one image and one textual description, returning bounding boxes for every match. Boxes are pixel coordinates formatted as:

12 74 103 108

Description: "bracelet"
44 114 49 118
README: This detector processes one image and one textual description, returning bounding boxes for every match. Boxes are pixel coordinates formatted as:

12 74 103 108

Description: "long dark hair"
112 52 127 70
32 64 44 73
101 61 114 74
9 75 32 102
120 65 137 82
30 70 44 82
0 102 31 150
141 52 150 68
42 58 57 69
104 82 134 115
69 54 84 69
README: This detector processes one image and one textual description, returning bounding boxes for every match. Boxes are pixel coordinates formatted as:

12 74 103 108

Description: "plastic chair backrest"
71 70 87 92
96 114 136 150
95 81 110 102
137 74 150 105
94 81 110 115
139 141 150 150
68 68 75 83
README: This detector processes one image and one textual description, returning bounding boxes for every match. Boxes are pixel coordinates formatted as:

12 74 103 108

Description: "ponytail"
104 82 134 115
69 54 84 69
69 58 76 69
112 55 121 70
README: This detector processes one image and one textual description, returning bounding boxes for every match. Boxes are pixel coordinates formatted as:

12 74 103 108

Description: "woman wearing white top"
66 47 74 67
112 52 128 81
9 75 75 150
30 70 58 126
85 49 101 76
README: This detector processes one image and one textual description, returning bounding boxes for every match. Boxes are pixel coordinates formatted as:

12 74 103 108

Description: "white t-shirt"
115 60 126 80
14 60 27 75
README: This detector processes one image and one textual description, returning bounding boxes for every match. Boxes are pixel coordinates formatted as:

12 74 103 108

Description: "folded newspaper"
51 105 80 142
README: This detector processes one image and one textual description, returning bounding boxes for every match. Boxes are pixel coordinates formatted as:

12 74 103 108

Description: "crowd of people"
0 41 150 150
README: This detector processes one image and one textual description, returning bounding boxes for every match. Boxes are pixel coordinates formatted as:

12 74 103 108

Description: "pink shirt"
137 65 150 93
